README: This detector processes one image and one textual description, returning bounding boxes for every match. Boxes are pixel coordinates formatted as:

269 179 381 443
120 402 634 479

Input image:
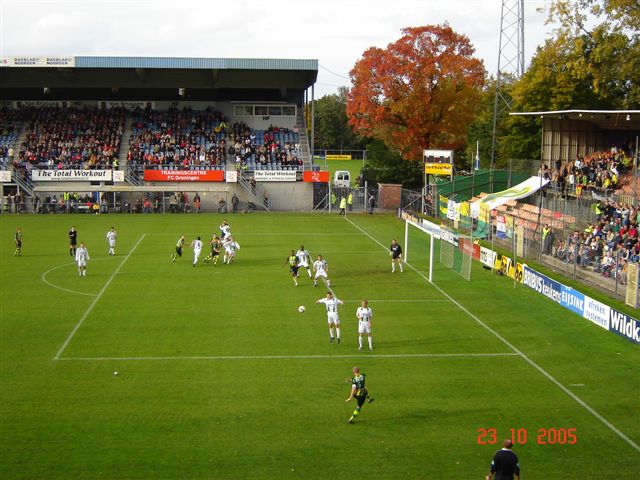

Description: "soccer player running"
75 242 90 277
191 236 203 267
345 366 374 423
285 250 300 286
171 235 185 262
295 245 313 279
223 236 240 264
316 291 343 342
312 254 331 287
14 227 22 256
205 235 222 265
106 227 117 256
68 226 78 257
219 219 231 240
356 299 374 350
390 239 403 273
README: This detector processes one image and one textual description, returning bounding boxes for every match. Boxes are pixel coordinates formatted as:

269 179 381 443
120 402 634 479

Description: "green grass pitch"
1 212 638 479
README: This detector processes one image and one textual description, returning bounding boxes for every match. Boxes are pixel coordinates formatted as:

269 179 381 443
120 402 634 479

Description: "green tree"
362 140 423 188
313 87 365 152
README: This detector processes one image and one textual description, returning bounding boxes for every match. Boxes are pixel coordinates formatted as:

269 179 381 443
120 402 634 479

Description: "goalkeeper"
389 239 403 273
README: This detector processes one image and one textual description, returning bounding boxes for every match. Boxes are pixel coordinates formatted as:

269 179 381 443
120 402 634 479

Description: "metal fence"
427 183 639 303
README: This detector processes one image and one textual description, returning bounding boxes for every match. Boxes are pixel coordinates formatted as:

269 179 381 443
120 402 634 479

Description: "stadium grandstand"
0 56 321 211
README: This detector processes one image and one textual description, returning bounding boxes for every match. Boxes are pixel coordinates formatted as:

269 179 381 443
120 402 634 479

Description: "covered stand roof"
510 110 640 131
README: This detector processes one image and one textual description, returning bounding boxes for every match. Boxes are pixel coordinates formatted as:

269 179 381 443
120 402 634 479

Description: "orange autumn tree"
347 25 485 161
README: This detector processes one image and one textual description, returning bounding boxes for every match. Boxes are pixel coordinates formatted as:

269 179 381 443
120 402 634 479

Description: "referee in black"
486 439 520 480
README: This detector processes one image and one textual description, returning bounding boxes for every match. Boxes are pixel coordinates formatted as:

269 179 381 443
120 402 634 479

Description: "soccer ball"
298 306 306 313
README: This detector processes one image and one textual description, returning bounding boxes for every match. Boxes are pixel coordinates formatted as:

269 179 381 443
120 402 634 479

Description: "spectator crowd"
127 107 303 173
16 106 125 171
550 200 640 285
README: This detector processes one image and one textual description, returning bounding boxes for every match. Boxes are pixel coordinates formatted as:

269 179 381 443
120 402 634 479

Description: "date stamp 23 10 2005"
477 427 578 445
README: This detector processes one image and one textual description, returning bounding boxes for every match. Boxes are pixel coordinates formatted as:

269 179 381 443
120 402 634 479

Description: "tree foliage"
313 87 365 151
346 25 485 161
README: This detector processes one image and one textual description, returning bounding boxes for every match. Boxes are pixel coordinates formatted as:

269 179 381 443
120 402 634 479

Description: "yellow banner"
439 195 448 216
326 154 352 160
425 163 453 175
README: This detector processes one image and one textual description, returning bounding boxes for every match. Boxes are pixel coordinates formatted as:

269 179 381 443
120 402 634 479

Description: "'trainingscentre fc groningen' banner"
32 170 113 181
254 170 297 182
143 170 224 182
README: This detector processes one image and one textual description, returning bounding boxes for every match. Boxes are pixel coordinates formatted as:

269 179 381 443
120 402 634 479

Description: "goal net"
439 226 472 281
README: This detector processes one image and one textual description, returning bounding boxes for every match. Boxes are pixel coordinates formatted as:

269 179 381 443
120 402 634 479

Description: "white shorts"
358 321 371 334
327 312 339 325
315 271 328 280
298 260 309 269
109 241 116 247
77 261 87 268
194 249 201 260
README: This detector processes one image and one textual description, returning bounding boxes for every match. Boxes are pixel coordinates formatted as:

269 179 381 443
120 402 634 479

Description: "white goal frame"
403 217 438 282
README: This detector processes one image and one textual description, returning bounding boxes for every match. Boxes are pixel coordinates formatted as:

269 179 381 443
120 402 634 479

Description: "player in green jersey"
204 235 222 265
14 227 22 256
171 235 185 262
345 366 374 423
284 250 300 286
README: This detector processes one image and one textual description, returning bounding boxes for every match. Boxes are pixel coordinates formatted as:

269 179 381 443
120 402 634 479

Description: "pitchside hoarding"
32 170 113 181
143 170 224 182
254 171 297 182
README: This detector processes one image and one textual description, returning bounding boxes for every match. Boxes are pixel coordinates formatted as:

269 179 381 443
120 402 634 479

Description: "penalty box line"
53 234 147 361
345 217 640 454
54 353 520 361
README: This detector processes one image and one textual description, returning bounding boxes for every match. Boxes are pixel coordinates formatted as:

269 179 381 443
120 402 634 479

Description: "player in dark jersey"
284 250 300 286
389 239 403 273
14 227 22 256
204 235 222 265
68 226 78 256
345 366 374 423
171 235 185 262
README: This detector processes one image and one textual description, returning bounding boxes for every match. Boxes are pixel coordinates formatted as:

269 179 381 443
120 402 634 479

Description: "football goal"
439 226 472 281
402 215 472 282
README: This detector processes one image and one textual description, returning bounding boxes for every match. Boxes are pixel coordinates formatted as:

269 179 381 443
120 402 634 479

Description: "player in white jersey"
106 227 117 256
356 300 373 350
191 236 203 267
219 219 231 240
223 236 240 264
312 254 331 287
316 291 343 343
75 242 90 277
295 245 312 278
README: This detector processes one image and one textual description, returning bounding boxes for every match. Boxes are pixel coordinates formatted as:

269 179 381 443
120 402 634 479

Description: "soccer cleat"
330 337 334 343
367 397 375 403
348 416 354 424
314 282 317 287
337 338 340 344
358 346 363 350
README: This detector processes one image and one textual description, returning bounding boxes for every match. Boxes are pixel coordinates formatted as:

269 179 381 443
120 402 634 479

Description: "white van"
333 170 351 188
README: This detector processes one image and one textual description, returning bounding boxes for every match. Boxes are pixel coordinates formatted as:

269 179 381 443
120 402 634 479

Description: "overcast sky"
0 0 555 97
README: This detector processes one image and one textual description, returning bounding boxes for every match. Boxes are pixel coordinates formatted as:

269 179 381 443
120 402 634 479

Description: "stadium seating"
16 106 125 170
0 108 21 168
127 108 303 173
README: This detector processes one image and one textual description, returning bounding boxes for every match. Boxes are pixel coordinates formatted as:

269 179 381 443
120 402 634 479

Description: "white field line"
55 353 520 361
145 232 365 236
41 257 118 297
342 299 449 303
53 234 146 360
41 262 98 297
345 217 640 453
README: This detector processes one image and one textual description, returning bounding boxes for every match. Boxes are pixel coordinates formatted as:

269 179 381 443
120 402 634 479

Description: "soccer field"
1 212 638 479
